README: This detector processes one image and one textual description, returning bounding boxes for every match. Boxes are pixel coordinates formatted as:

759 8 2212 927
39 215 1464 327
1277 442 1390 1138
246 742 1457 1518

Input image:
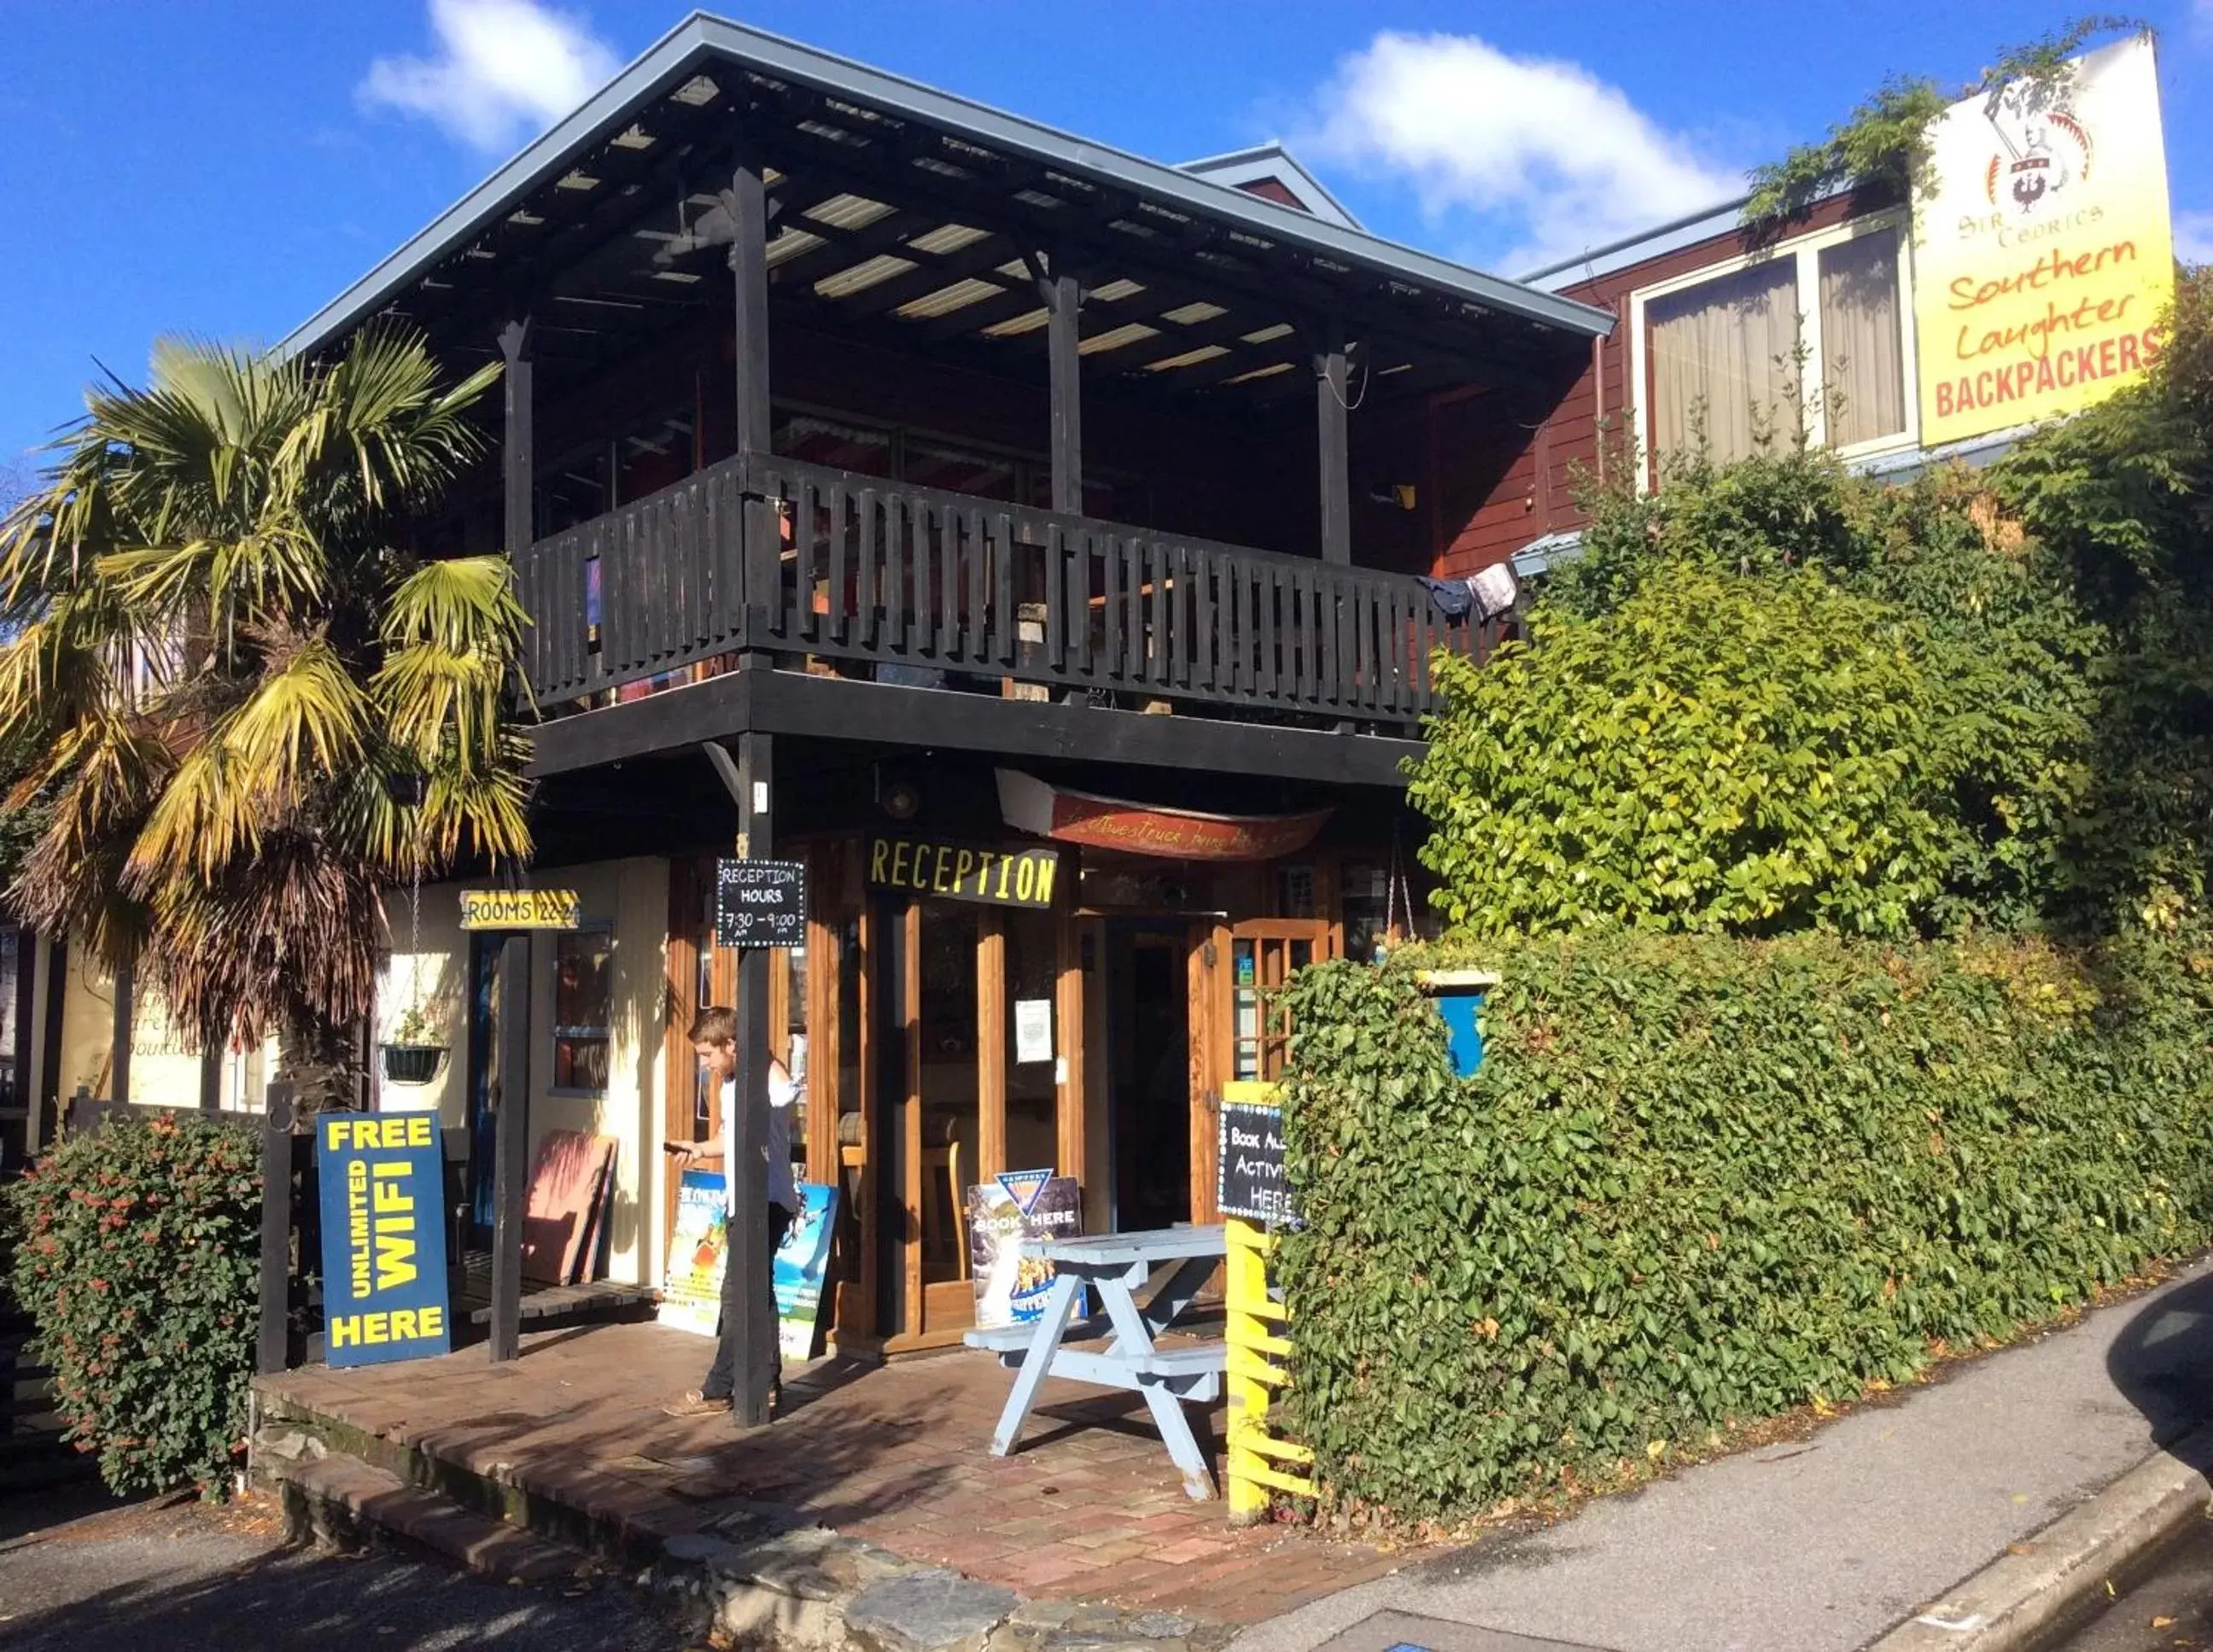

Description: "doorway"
1107 923 1191 1232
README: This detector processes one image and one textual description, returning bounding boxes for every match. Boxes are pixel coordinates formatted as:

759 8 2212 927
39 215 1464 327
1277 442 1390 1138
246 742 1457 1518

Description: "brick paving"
257 1320 1408 1624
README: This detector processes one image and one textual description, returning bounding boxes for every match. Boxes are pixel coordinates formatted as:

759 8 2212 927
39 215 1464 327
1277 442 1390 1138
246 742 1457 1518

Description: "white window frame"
1627 210 1921 488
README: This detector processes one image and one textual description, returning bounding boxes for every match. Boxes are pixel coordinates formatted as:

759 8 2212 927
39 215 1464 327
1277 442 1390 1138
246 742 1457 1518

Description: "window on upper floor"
1637 217 1912 472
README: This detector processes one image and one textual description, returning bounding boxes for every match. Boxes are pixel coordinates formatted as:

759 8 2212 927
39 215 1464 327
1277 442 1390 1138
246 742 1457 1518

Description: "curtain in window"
1819 228 1906 447
1647 260 1801 466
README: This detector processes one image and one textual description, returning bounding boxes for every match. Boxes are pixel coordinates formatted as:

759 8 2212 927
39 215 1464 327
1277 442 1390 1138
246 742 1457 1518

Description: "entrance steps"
263 1442 595 1585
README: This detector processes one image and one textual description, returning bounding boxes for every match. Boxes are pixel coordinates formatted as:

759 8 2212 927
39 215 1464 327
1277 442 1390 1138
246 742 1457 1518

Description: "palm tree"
0 327 530 1106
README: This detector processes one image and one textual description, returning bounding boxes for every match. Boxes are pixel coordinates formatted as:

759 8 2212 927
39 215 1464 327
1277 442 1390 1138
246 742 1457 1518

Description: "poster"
967 1170 1085 1329
660 1170 840 1360
658 1169 728 1339
1912 34 2175 447
774 1182 839 1361
316 1113 453 1368
1013 999 1054 1065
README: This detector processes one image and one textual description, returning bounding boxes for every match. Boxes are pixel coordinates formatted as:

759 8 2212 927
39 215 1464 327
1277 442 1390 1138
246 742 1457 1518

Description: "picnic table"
962 1224 1228 1501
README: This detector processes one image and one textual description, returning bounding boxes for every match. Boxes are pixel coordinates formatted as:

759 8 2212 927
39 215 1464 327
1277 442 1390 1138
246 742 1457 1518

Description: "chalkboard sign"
715 858 807 949
1217 1090 1295 1224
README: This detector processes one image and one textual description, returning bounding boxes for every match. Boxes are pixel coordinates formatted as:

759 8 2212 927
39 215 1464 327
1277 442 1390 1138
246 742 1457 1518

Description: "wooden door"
1194 919 1336 1223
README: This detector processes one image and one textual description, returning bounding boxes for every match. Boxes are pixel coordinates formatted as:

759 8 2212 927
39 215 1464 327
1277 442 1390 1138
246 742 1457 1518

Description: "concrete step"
269 1446 597 1586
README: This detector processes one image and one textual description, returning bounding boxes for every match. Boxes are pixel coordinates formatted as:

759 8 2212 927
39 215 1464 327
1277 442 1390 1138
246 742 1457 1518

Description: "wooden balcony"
514 451 1505 745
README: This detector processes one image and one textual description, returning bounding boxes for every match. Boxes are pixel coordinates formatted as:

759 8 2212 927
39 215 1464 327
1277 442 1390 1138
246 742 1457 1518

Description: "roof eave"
283 11 1611 362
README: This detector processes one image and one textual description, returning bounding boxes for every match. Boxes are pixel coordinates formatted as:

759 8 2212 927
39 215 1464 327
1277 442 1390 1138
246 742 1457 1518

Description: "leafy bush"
1525 450 2104 935
1410 565 1951 938
1275 931 2213 1522
5 1114 262 1496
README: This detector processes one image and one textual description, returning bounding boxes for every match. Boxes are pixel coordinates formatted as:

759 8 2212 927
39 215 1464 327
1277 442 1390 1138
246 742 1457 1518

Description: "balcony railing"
514 451 1504 732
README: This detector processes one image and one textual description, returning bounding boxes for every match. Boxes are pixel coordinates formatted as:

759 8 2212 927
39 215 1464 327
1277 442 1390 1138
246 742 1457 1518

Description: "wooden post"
499 319 534 560
730 158 772 459
726 730 777 1424
1316 326 1352 566
977 912 1007 1182
109 944 133 1107
730 155 774 646
256 1080 297 1376
1043 267 1083 516
489 934 530 1363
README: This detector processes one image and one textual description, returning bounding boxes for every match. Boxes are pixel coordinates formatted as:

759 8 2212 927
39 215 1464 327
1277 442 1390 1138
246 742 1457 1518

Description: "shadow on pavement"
0 1497 680 1651
2105 1269 2213 1474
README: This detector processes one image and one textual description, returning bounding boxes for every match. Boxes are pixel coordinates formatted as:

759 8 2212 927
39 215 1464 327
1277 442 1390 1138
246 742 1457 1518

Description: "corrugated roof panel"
908 223 990 255
1089 277 1144 302
1078 322 1159 356
1161 301 1227 325
1223 361 1296 383
815 254 918 298
805 193 894 231
982 306 1050 337
766 227 826 267
1144 344 1231 372
896 277 1003 319
1241 322 1294 344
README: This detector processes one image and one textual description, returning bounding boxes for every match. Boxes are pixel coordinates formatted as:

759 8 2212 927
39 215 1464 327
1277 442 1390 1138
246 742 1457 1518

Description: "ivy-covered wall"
1276 931 2213 1523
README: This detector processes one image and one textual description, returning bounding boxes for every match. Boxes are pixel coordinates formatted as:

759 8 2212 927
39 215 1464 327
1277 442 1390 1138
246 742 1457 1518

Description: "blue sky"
3 1 2207 475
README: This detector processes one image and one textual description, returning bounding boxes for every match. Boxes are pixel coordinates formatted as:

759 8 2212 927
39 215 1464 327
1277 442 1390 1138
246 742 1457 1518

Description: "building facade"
259 14 1612 1353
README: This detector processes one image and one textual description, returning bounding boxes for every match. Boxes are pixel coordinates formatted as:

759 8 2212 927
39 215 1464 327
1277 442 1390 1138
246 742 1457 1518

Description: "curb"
1867 1421 2213 1652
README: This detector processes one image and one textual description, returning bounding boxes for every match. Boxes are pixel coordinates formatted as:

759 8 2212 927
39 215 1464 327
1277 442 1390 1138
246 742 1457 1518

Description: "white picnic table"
962 1224 1228 1500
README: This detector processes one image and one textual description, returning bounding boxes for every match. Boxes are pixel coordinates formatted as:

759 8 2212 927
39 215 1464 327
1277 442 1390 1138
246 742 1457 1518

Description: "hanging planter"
380 1003 447 1087
381 1043 447 1086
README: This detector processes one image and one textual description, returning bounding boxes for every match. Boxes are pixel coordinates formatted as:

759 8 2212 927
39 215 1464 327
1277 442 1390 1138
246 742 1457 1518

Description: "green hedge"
1275 930 2213 1521
5 1114 263 1497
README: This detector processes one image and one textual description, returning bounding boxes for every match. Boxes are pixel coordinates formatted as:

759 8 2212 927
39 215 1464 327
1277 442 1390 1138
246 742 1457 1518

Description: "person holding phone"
663 1007 802 1418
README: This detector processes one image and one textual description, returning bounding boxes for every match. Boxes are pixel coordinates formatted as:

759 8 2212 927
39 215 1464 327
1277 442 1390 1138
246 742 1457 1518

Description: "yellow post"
1223 1217 1315 1523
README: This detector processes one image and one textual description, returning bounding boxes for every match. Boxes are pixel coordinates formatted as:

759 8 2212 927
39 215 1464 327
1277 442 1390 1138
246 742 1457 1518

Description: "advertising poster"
967 1170 1085 1329
774 1182 839 1361
1912 35 2175 447
658 1169 728 1339
662 1172 840 1358
316 1113 453 1368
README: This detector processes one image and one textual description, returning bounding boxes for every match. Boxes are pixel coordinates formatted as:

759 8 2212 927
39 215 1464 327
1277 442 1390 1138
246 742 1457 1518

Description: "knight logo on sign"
1912 34 2175 447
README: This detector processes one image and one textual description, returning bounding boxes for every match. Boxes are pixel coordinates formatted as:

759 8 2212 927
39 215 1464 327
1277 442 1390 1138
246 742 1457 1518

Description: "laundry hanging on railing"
1417 563 1519 624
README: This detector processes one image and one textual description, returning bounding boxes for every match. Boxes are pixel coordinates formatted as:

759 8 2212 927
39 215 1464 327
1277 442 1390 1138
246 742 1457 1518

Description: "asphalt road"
0 1485 696 1650
2055 1517 2213 1651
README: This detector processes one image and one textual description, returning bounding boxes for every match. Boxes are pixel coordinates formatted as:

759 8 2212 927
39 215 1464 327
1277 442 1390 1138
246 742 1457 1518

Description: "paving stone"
847 1567 1020 1652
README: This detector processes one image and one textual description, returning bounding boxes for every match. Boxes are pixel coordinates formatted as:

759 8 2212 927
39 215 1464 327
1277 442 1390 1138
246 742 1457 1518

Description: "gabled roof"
1176 143 1365 233
282 11 1609 364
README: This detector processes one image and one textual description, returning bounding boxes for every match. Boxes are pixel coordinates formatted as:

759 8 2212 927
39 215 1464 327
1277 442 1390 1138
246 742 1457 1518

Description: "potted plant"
380 1001 447 1086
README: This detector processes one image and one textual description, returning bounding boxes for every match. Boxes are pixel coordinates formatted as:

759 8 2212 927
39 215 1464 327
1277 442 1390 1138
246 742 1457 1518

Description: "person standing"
663 1006 801 1418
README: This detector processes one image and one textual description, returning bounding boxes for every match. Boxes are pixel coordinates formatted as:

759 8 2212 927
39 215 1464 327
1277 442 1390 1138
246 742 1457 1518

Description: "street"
2058 1517 2213 1651
0 1486 693 1651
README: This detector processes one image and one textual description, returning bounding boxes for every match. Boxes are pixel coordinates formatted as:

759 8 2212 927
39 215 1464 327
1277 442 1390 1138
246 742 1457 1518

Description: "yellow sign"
867 837 1059 909
1912 35 2175 447
458 887 581 931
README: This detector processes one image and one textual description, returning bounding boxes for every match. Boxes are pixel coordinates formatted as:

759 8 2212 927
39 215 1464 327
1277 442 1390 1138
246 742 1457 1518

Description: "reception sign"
1912 34 2175 447
318 1113 453 1366
867 835 1060 909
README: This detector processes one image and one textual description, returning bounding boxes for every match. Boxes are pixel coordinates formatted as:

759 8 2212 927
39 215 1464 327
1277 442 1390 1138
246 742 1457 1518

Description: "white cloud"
1307 31 1743 277
2178 210 2213 266
359 0 620 152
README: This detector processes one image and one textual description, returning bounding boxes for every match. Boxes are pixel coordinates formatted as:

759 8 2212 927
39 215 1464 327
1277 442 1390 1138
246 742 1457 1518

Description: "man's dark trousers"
701 1202 792 1402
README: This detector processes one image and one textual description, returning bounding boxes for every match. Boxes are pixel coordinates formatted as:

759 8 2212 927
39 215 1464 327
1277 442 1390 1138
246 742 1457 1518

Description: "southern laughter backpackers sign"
317 1114 453 1366
1912 34 2175 447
